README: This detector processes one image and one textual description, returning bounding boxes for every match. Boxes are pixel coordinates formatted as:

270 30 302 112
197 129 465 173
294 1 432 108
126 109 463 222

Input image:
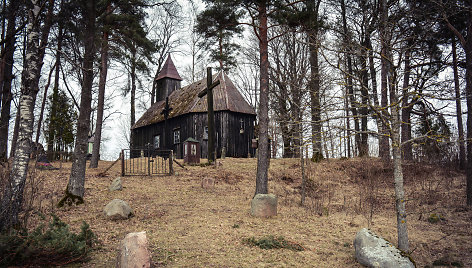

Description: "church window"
173 129 180 144
153 135 160 149
203 126 208 140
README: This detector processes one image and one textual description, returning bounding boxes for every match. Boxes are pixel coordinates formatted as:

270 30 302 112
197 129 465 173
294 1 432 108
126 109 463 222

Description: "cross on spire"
161 97 173 119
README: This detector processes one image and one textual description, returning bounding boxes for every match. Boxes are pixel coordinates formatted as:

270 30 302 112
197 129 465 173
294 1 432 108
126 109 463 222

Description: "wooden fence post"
121 150 125 177
169 150 174 175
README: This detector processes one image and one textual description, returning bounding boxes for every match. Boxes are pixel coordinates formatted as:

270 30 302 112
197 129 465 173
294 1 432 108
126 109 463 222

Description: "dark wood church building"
131 55 256 159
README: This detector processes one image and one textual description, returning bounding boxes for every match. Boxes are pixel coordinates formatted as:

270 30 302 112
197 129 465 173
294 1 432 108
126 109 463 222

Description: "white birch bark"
0 0 41 230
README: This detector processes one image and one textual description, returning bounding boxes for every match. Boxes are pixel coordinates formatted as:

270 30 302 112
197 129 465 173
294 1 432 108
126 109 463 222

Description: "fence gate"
121 149 173 176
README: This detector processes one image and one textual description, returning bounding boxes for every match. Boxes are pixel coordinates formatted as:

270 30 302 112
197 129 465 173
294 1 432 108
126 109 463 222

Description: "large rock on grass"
104 199 133 220
354 228 414 268
251 194 277 217
201 177 215 189
116 231 151 268
109 177 123 191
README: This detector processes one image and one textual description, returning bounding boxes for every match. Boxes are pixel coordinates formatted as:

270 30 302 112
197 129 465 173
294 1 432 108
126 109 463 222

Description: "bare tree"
234 35 260 114
378 0 391 161
149 1 184 104
269 28 309 158
439 1 472 206
451 36 466 169
182 1 207 84
0 0 21 161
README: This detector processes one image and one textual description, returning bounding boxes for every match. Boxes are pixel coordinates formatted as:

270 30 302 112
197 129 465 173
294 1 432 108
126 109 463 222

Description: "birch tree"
0 0 44 231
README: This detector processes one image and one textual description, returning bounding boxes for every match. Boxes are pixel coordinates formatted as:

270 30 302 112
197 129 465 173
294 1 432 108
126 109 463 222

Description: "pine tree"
45 90 77 158
111 0 157 149
195 1 243 72
60 0 96 205
89 0 111 168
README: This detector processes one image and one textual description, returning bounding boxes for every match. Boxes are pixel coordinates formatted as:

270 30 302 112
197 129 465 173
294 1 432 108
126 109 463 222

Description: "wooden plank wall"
132 111 256 159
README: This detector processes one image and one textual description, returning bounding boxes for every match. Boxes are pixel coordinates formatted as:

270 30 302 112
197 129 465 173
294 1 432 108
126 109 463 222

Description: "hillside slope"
21 157 472 267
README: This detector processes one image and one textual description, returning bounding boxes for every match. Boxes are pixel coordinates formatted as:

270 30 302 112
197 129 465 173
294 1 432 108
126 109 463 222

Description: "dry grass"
21 157 472 267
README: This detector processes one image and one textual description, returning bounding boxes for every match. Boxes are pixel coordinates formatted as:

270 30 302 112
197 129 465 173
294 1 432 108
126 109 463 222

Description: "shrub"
243 235 304 251
428 213 444 224
0 215 96 266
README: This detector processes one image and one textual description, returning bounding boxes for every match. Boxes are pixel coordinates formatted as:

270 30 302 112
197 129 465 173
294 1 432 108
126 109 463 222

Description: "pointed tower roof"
156 55 183 81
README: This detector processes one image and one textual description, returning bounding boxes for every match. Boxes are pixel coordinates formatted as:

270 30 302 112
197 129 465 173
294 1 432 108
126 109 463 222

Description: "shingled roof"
155 55 182 81
132 72 256 129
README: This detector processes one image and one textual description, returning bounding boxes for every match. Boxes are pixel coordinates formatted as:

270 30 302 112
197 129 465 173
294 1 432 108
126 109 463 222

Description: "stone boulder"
201 177 215 189
354 228 415 268
116 231 151 268
109 177 123 191
104 199 133 220
251 194 277 217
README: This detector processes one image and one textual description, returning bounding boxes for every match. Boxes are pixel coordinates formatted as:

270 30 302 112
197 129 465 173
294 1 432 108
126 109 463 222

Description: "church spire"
154 54 183 103
156 54 182 81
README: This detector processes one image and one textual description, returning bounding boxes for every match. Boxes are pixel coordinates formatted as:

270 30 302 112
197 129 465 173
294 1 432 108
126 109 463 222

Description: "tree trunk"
308 36 322 159
368 40 382 158
61 0 95 205
0 0 5 99
255 1 269 195
307 2 322 160
368 41 379 108
452 37 466 169
281 124 292 158
359 38 369 157
401 46 413 161
130 48 136 149
344 76 351 158
465 11 472 207
442 5 471 205
9 104 20 158
0 0 42 231
271 124 278 158
379 0 390 161
47 25 63 161
34 61 56 154
341 0 359 157
218 30 223 71
0 0 19 161
300 143 306 206
90 4 110 168
10 0 52 159
391 90 409 252
151 79 156 105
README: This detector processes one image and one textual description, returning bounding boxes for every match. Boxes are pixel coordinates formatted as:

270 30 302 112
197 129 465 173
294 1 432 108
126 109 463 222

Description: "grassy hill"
20 157 471 267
